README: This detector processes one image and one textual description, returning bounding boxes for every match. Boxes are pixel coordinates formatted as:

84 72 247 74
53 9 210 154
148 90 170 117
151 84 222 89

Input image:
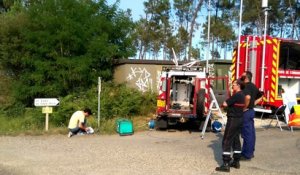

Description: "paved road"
0 126 299 175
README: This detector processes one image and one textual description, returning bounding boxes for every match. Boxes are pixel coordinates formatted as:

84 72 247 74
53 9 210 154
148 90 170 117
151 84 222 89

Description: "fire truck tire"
196 88 205 119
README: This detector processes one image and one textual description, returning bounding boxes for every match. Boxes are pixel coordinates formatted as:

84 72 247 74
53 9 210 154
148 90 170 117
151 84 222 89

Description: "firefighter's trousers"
222 117 243 162
241 109 256 159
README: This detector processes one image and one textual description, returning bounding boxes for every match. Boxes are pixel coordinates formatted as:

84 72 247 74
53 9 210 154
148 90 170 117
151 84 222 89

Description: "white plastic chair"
282 92 296 131
282 92 297 123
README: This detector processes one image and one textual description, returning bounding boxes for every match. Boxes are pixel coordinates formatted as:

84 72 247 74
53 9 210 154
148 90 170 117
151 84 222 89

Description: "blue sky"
107 0 145 21
106 0 233 60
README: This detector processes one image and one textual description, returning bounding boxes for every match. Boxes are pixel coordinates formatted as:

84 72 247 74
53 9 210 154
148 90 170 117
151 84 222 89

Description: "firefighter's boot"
215 162 230 172
231 153 241 169
230 159 240 169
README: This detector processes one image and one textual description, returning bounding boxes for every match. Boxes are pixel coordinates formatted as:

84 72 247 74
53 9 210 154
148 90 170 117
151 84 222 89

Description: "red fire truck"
155 65 229 129
231 35 300 108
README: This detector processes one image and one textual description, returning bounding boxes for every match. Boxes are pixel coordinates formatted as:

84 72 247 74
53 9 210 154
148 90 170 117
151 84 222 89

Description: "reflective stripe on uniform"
223 152 231 155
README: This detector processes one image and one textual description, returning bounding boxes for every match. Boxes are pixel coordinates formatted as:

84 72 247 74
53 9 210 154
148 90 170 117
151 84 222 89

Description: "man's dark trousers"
241 109 255 159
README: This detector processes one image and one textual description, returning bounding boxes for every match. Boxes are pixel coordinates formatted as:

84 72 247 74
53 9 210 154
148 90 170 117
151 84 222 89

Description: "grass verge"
0 114 154 136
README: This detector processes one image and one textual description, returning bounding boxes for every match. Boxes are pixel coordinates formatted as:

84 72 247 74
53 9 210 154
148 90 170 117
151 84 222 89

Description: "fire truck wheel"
196 88 205 119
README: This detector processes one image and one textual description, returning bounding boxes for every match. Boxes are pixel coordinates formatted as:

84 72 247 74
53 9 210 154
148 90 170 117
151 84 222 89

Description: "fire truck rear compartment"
278 41 300 97
279 41 300 70
171 82 192 110
170 76 194 112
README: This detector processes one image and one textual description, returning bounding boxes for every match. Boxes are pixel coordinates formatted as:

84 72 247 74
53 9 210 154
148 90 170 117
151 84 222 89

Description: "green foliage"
173 0 193 25
0 0 155 135
97 118 117 135
1 102 26 118
0 107 44 134
0 0 136 107
189 47 200 60
0 67 14 109
52 81 156 127
0 82 156 134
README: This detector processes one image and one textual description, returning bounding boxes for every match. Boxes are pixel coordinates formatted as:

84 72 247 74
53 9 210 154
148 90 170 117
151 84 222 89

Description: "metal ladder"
201 87 226 139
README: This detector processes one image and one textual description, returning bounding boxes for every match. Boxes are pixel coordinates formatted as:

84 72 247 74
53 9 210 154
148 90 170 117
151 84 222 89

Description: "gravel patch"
0 121 299 175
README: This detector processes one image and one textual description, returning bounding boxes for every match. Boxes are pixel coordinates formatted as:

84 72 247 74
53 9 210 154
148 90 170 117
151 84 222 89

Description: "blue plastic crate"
116 119 134 136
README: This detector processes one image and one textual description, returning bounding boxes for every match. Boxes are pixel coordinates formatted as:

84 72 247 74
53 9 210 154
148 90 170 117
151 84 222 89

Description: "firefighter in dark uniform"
240 71 263 160
216 79 245 172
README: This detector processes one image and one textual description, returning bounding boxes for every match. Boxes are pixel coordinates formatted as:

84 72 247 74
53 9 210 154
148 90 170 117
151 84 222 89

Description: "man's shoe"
230 161 240 169
240 156 251 161
215 163 230 172
68 132 73 138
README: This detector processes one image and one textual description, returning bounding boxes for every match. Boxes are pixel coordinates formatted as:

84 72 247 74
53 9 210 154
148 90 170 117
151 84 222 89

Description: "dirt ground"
0 120 300 175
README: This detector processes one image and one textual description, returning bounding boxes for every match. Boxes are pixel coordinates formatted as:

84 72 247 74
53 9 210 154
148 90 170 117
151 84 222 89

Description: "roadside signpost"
34 98 60 131
34 98 60 107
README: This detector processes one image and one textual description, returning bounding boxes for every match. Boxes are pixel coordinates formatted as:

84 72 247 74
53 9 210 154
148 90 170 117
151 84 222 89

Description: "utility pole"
206 0 211 75
261 0 270 91
236 0 243 79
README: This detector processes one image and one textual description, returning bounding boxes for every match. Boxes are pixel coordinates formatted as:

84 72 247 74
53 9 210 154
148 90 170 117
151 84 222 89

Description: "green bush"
54 81 156 122
0 82 157 134
99 82 156 119
1 102 26 118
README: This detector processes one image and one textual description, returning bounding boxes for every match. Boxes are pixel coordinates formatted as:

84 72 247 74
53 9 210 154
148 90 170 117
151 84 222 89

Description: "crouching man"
68 108 93 138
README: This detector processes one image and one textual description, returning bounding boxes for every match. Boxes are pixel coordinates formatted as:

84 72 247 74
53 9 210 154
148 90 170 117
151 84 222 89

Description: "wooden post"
42 107 53 131
45 113 49 131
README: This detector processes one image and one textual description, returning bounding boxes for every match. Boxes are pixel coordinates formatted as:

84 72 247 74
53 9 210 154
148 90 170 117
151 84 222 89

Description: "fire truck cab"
231 35 300 108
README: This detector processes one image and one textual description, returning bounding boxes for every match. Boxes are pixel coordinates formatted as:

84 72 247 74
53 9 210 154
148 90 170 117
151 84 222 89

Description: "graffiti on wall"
156 70 162 91
208 63 215 78
127 67 155 92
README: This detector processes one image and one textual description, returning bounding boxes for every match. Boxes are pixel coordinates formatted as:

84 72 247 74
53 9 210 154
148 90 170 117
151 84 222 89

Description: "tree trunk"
188 0 204 61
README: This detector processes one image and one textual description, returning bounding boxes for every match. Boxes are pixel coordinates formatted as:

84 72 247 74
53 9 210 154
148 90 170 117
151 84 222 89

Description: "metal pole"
236 0 243 79
206 0 211 75
98 77 101 131
261 9 268 91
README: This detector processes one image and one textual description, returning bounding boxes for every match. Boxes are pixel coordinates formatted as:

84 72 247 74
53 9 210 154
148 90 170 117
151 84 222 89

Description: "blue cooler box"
116 119 134 136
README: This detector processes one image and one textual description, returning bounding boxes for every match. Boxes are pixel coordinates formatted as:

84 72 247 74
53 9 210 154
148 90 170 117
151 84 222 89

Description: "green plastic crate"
116 119 134 136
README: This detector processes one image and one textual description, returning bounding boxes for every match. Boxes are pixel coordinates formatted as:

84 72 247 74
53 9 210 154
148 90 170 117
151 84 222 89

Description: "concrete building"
113 59 232 93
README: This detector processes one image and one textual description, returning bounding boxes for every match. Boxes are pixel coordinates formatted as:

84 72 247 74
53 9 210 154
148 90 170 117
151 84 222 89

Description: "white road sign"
34 98 60 107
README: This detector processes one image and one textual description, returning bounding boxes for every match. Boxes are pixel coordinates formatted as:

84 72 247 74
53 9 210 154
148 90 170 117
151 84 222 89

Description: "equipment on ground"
212 120 222 132
116 118 134 136
148 119 155 129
